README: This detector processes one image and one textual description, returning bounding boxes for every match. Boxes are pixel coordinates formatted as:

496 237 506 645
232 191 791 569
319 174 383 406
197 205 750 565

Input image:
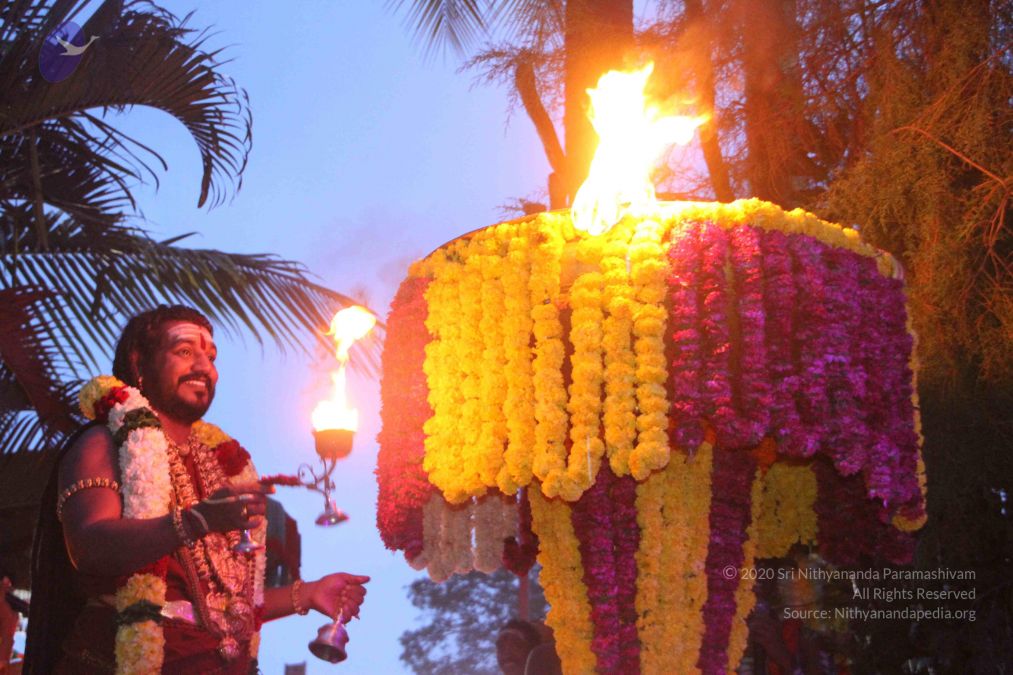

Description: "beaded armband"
57 477 121 521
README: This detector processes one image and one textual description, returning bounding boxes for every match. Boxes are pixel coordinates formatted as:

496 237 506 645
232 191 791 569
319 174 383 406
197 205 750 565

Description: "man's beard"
142 371 215 424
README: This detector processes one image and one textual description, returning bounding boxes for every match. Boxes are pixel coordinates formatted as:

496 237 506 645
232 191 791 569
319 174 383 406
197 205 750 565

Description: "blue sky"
80 1 548 672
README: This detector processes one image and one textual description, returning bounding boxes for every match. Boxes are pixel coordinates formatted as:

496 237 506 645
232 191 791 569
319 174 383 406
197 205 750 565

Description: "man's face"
139 320 218 424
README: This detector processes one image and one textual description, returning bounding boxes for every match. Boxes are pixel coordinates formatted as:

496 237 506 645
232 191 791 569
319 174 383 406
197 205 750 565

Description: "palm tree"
0 0 372 454
391 0 632 207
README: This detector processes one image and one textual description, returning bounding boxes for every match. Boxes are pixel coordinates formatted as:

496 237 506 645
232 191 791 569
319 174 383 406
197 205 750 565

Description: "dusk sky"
76 0 550 671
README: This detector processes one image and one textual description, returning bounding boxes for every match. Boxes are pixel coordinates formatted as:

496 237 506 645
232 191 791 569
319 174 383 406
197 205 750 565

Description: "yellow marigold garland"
629 218 672 479
458 239 487 495
755 462 818 559
423 250 470 503
529 216 569 497
498 224 537 493
477 230 509 488
556 235 606 500
636 441 714 674
601 220 638 476
529 487 597 674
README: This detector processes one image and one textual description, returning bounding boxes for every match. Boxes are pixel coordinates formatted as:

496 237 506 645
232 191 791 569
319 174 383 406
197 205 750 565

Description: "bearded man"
25 305 369 673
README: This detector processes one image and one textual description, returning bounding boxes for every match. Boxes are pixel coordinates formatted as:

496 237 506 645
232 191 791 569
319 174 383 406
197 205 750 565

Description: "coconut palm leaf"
0 0 252 228
3 217 383 369
0 286 81 452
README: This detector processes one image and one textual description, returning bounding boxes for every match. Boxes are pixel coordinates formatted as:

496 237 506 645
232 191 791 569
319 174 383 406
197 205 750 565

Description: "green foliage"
400 569 548 675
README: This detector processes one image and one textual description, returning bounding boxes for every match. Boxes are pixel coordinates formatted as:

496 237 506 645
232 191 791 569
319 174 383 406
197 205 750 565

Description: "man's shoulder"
60 423 116 477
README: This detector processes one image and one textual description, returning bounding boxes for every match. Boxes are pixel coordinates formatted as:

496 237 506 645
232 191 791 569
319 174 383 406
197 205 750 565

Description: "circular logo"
39 21 94 83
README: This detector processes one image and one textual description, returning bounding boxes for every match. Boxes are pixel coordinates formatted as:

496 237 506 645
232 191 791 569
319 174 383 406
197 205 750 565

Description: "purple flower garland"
759 230 805 454
571 464 621 672
788 235 831 457
667 223 706 450
698 447 757 674
698 223 742 448
823 246 869 476
729 225 771 448
612 473 641 673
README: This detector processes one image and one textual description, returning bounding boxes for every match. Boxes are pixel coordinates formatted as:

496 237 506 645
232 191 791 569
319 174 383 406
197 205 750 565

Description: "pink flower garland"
698 447 757 674
667 223 706 450
376 277 435 561
728 225 771 448
759 230 805 454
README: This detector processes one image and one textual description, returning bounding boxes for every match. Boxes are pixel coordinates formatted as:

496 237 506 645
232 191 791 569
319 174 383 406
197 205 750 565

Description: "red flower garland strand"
376 277 434 560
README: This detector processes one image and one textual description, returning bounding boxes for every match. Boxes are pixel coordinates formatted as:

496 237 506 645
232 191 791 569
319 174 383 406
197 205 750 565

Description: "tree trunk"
563 0 635 205
738 0 808 207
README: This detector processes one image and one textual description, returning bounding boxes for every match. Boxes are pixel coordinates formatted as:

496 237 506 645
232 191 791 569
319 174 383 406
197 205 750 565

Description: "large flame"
311 305 377 432
571 63 708 236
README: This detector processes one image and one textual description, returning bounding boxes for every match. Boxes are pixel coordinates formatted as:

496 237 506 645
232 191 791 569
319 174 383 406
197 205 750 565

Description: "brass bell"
309 618 349 663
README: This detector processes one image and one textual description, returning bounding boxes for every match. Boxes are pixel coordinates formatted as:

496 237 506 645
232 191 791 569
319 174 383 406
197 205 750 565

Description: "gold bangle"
57 477 121 521
291 579 309 615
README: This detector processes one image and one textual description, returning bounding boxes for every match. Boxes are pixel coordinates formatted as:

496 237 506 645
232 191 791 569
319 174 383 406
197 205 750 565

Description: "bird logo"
39 21 98 83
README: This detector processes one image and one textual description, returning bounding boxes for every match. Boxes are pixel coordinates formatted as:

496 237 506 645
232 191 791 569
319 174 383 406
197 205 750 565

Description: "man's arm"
261 573 370 622
59 426 267 577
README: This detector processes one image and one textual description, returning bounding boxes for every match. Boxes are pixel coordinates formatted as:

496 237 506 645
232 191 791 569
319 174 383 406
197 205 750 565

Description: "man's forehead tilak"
165 322 215 351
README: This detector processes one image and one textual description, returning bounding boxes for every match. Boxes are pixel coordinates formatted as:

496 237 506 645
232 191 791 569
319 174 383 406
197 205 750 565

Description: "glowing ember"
571 62 708 236
311 305 376 432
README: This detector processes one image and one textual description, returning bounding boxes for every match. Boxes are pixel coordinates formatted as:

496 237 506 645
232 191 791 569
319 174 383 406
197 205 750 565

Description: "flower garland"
789 235 831 457
728 224 771 448
423 247 470 503
635 440 714 674
79 376 264 673
529 217 569 495
698 447 756 674
612 471 641 672
477 232 509 488
376 276 434 561
628 218 671 479
601 219 637 475
557 236 606 499
698 223 739 452
725 467 764 674
499 224 537 493
667 222 706 451
570 464 620 671
458 239 487 495
529 486 597 674
759 229 804 453
754 462 818 559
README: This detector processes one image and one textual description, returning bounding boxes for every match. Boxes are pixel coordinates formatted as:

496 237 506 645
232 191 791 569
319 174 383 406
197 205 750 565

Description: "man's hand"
307 573 370 622
192 483 272 534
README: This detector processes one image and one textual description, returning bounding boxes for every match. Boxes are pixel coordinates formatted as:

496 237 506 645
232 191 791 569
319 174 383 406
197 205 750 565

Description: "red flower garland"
93 386 130 424
375 277 434 561
215 439 252 478
612 472 641 673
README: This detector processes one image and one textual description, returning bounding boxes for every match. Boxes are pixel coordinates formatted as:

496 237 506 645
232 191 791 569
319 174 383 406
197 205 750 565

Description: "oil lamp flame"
571 62 708 236
311 305 376 432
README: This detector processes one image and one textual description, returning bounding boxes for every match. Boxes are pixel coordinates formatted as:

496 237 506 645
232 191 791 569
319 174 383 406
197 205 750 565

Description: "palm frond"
0 286 81 451
3 221 384 374
0 0 252 210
